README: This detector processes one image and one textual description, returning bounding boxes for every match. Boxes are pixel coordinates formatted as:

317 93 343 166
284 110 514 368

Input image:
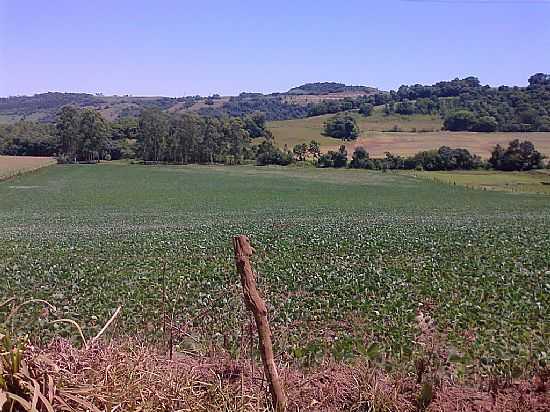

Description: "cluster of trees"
288 82 375 95
489 139 545 171
292 140 321 161
323 114 360 140
0 121 56 156
256 138 498 171
136 109 270 163
54 106 273 164
256 140 321 166
199 95 308 121
255 140 293 166
56 106 109 161
1 105 274 165
443 110 499 132
317 145 348 168
306 98 359 117
316 140 545 172
382 98 440 116
390 74 550 132
0 112 138 159
304 94 387 118
345 146 482 171
404 146 483 171
294 74 550 133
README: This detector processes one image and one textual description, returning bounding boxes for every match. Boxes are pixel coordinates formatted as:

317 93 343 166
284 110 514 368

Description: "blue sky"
1 0 548 96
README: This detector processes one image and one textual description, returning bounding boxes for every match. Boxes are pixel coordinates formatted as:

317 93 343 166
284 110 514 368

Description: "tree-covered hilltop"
383 74 550 132
198 95 309 120
287 82 377 95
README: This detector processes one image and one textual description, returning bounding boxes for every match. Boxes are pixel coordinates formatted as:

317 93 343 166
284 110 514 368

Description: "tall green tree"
56 106 81 159
138 108 169 162
202 117 222 163
79 109 108 161
226 118 250 164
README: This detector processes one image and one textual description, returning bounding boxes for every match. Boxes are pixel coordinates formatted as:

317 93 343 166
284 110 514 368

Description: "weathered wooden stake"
232 235 287 412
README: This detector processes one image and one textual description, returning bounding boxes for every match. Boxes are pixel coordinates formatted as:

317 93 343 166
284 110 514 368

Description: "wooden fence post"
232 235 287 412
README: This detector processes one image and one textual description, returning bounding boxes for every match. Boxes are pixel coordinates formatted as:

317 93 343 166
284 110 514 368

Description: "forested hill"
287 82 377 95
1 74 550 132
0 82 380 124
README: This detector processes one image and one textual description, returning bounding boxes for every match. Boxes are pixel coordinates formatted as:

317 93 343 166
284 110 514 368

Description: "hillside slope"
0 83 380 124
267 110 550 158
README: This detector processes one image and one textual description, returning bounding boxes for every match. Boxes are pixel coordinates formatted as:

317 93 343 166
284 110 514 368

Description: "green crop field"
1 164 549 377
267 111 550 158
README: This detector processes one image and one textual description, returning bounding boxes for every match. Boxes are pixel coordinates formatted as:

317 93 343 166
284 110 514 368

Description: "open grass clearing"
405 169 550 195
267 113 550 158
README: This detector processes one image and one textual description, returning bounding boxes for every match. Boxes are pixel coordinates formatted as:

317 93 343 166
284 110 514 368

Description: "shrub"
471 116 498 132
323 115 360 140
358 103 374 116
255 140 293 166
349 146 369 169
317 145 348 168
443 110 478 131
489 139 544 171
405 146 482 171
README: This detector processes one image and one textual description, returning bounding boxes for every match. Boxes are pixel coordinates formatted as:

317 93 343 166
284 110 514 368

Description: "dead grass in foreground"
12 339 547 412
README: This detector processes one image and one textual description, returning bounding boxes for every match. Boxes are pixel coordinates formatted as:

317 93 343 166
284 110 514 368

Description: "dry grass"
403 169 550 195
0 156 56 180
267 114 550 158
344 131 550 159
11 339 546 412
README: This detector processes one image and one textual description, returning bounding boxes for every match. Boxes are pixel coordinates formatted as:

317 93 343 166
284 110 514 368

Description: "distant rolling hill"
0 82 380 124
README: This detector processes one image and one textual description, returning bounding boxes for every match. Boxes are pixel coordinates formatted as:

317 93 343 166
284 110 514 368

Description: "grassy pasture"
0 164 548 375
267 112 550 158
0 155 56 180
406 169 550 195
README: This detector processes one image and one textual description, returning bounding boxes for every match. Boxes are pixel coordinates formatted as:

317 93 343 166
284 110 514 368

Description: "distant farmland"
0 155 56 179
267 111 550 158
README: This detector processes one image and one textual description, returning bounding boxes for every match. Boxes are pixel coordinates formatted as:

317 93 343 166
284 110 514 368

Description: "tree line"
2 106 546 173
312 139 546 172
136 108 268 164
0 106 276 164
